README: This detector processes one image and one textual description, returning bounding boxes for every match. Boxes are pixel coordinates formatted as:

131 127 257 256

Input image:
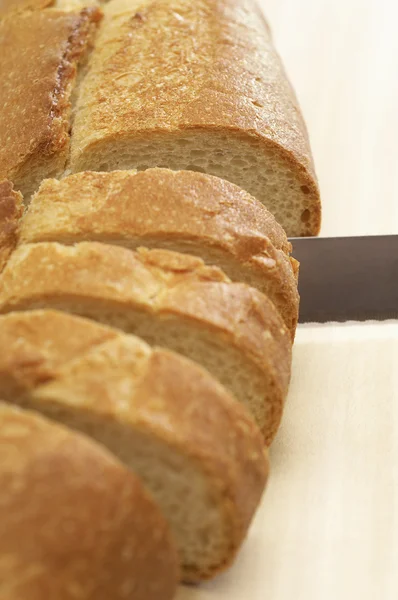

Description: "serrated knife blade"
290 235 398 323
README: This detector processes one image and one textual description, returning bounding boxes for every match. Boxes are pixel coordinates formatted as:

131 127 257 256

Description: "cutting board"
177 322 398 600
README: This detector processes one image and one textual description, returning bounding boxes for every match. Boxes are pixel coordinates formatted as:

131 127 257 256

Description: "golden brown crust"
0 310 268 581
0 0 98 17
20 169 299 336
0 180 23 272
47 345 268 581
0 243 292 442
0 402 178 600
0 0 53 17
70 0 321 234
0 309 116 393
0 242 231 304
0 7 102 197
22 169 291 252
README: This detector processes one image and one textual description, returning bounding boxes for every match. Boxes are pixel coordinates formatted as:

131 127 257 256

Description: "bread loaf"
69 0 321 236
0 180 23 272
0 0 307 591
0 402 178 600
0 6 101 198
19 168 299 336
0 0 52 16
0 310 269 581
0 0 89 16
0 243 291 443
0 0 320 235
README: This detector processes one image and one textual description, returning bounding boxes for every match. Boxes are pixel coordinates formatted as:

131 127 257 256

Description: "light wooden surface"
178 322 398 600
178 2 398 598
261 0 398 237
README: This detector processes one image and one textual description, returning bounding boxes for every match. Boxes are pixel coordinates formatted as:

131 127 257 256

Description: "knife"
290 235 398 323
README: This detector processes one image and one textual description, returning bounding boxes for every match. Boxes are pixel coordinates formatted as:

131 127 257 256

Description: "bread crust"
20 168 299 335
0 310 269 581
0 309 116 393
0 243 292 442
0 402 178 600
70 0 321 235
0 180 23 273
0 0 53 17
0 1 104 19
0 7 102 197
22 169 291 252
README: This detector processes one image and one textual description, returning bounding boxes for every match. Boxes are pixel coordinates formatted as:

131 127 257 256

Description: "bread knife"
290 235 398 323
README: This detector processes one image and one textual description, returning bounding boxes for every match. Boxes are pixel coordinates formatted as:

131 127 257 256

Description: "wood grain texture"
260 0 398 236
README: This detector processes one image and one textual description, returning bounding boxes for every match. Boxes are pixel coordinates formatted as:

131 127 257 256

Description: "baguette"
69 0 321 236
0 180 23 272
0 0 52 16
0 402 178 600
0 0 83 15
0 310 269 581
0 6 101 198
0 243 291 443
20 168 299 336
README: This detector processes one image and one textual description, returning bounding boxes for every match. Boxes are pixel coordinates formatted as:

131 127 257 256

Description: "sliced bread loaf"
0 0 53 17
20 169 299 337
0 6 101 198
0 0 91 17
69 0 321 236
0 180 23 272
0 244 291 443
0 402 178 600
0 310 268 581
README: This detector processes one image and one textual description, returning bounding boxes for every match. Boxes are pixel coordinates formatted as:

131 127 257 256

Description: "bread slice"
20 168 299 337
0 243 291 443
21 168 291 252
0 0 105 16
0 0 53 16
0 180 23 273
69 0 321 236
0 7 101 198
0 310 269 581
0 402 178 600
